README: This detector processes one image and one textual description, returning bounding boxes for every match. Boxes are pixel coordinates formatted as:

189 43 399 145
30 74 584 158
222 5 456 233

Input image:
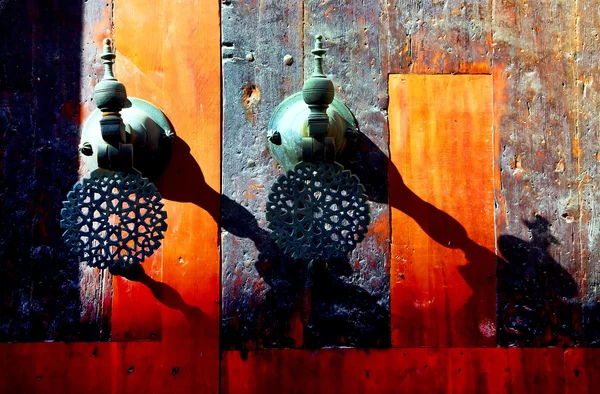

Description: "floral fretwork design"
266 161 369 261
61 169 167 269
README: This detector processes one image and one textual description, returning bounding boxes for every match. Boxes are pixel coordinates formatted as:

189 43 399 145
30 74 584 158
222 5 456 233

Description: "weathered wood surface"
221 348 600 394
0 0 112 341
77 0 115 342
2 0 600 392
219 0 500 350
220 0 308 349
492 0 596 346
1 0 223 389
389 74 496 347
221 0 392 350
576 0 600 347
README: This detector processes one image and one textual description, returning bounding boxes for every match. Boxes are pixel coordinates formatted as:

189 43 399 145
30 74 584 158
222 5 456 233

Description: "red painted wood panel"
3 345 595 393
221 348 584 394
564 349 600 394
389 74 496 347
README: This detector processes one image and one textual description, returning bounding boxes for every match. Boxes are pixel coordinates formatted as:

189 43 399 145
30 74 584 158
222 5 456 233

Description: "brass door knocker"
266 35 369 269
61 39 172 270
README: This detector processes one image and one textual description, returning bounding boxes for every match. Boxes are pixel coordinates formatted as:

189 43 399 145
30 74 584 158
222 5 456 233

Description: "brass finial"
101 38 117 80
94 38 131 112
311 34 326 77
302 34 334 141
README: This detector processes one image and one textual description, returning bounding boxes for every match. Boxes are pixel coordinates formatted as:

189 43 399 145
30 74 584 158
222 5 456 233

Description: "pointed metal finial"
101 38 116 80
311 34 326 77
302 34 335 142
94 38 131 112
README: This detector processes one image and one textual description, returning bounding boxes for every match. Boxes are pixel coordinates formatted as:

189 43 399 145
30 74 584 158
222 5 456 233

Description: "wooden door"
1 1 600 393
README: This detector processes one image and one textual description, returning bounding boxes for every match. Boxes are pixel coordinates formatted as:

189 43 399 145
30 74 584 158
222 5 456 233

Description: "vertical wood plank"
389 74 496 347
221 0 305 349
109 0 163 342
576 0 600 347
114 0 221 392
0 0 111 341
492 0 583 347
78 0 115 341
304 0 392 348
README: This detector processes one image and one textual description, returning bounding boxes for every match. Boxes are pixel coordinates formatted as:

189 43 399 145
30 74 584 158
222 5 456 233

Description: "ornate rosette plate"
266 161 369 261
61 169 167 269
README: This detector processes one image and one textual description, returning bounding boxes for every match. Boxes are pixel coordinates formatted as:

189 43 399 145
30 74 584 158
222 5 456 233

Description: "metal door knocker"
61 39 172 270
266 35 369 268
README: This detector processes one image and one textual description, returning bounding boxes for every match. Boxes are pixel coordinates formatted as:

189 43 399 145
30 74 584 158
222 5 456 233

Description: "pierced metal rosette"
266 161 369 261
60 169 167 269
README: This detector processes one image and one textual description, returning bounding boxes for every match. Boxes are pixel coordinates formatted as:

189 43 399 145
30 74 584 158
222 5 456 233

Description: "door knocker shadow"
129 133 584 348
147 132 541 348
110 263 214 337
497 215 580 346
156 135 390 349
347 133 581 346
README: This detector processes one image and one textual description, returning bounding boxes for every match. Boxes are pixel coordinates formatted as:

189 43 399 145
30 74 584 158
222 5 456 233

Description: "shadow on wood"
158 136 390 349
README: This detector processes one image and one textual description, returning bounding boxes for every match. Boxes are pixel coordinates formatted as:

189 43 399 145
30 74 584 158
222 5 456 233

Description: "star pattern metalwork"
61 169 167 269
266 161 369 261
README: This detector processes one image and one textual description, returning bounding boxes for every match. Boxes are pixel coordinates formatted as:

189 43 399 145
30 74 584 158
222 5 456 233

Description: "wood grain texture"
0 344 595 394
3 0 600 393
576 0 600 347
77 0 115 342
220 0 307 349
220 0 495 350
221 0 392 350
492 0 584 346
383 0 492 75
221 348 582 394
112 0 222 391
389 74 496 347
0 0 110 341
304 0 391 345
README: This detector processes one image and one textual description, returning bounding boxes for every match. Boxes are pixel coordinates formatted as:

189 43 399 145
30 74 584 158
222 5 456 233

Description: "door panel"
221 348 570 394
3 0 600 393
389 74 496 347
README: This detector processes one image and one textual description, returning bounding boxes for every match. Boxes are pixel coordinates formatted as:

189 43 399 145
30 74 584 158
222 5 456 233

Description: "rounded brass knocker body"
62 39 172 270
265 35 369 266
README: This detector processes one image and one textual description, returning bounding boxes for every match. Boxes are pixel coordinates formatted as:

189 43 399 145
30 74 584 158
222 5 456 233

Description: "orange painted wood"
389 74 496 347
104 0 220 392
2 0 222 390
